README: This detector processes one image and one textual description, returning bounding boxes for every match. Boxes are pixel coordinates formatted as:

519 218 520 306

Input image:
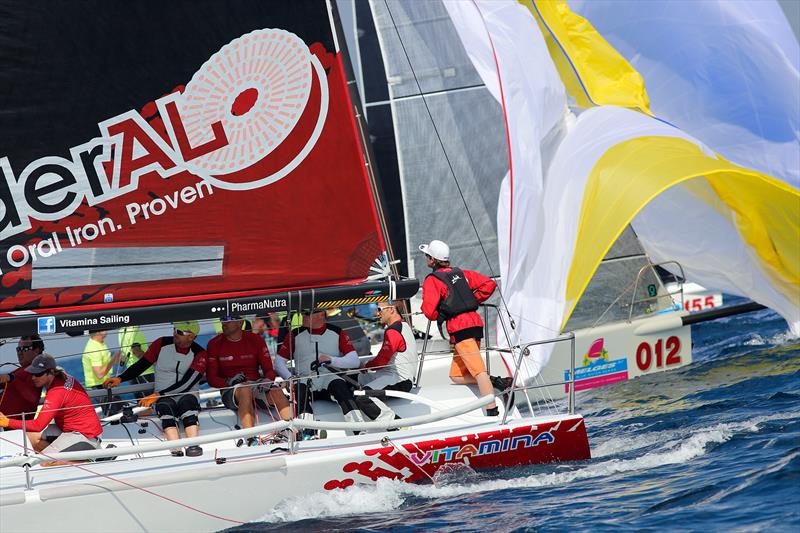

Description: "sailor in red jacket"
0 335 46 421
0 354 102 456
206 315 291 446
420 239 512 416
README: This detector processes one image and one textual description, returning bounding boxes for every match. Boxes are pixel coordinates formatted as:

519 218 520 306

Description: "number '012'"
636 336 681 371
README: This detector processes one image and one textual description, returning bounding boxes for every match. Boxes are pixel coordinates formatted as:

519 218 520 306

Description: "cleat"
269 429 291 444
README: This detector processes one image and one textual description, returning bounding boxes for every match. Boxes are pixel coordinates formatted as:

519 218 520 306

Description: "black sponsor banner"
0 279 419 337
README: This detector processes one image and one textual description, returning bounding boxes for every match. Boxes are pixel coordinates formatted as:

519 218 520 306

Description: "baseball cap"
25 353 57 374
173 320 200 336
419 240 449 261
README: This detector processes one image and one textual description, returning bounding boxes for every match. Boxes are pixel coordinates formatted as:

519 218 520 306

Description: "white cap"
419 240 450 261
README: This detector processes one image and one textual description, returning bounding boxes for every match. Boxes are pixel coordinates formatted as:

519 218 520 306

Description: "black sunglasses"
29 370 47 377
16 346 34 353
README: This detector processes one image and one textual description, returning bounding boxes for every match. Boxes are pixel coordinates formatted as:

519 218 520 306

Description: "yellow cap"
173 320 200 336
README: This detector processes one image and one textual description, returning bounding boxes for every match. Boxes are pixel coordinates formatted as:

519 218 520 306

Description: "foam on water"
743 330 799 346
256 410 799 524
592 410 800 458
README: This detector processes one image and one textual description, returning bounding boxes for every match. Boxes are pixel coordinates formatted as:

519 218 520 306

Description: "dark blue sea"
226 299 800 532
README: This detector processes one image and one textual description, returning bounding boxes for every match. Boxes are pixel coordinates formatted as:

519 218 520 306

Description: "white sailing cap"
419 240 449 261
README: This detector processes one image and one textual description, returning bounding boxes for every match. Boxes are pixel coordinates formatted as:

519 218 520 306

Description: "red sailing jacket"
206 331 277 388
6 374 101 438
364 323 406 370
421 267 497 338
0 368 43 420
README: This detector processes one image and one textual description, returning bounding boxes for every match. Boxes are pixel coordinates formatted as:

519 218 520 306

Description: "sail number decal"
684 296 716 312
636 336 681 371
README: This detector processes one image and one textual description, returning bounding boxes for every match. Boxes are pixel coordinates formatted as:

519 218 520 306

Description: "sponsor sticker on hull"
323 419 591 490
564 337 629 392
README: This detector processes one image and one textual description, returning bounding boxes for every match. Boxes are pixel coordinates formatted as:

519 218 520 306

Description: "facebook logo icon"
37 316 56 335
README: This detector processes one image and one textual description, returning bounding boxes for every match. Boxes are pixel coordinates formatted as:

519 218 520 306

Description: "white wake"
257 410 799 523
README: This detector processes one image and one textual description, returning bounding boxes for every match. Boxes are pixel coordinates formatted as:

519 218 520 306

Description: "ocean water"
227 302 800 532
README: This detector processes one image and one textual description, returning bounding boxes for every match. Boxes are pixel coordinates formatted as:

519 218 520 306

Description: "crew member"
104 321 206 457
325 308 371 356
0 335 46 421
419 239 512 416
0 354 102 460
206 315 291 447
276 309 383 435
361 301 417 393
118 325 155 392
82 330 120 390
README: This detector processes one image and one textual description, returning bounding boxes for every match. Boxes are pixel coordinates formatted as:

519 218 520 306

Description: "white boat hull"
0 414 589 532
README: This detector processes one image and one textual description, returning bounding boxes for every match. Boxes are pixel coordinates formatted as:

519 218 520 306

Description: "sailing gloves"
139 392 160 408
102 377 122 389
227 373 247 387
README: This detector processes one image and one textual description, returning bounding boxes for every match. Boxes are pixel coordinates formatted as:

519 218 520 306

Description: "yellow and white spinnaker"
445 0 799 380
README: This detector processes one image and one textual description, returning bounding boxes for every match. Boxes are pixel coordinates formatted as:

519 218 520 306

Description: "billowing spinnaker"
444 0 567 380
0 2 384 314
519 0 650 112
571 0 799 188
515 106 799 374
448 0 799 381
558 107 799 335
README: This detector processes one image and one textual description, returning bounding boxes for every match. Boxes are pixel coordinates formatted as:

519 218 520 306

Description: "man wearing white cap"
419 240 511 416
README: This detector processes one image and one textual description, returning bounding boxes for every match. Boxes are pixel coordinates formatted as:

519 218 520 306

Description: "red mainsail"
0 2 385 317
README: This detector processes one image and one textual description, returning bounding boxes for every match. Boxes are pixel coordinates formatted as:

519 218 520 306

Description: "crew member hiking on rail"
0 354 102 463
206 314 291 447
362 301 417 393
419 239 512 416
104 320 206 457
354 301 418 422
275 309 384 437
0 335 46 421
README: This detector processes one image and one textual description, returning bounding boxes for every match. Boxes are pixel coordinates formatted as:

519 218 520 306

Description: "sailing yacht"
0 0 796 531
0 2 590 531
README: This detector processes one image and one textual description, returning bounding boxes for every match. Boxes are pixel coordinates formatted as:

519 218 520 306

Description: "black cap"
25 353 57 374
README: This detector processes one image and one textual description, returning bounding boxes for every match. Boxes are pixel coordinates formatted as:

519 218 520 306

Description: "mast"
326 0 401 280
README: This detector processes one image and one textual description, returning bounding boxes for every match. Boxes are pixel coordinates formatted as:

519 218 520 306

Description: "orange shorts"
449 337 488 378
